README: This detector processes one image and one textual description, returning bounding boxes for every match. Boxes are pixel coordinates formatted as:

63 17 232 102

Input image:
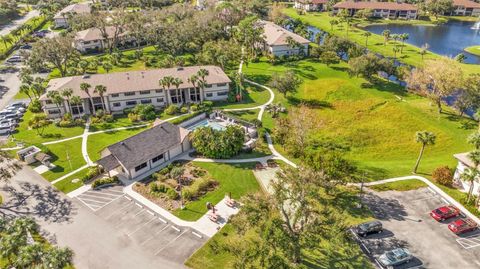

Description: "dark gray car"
355 220 383 237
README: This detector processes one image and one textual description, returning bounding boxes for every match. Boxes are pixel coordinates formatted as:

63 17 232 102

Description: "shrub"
132 104 156 120
202 101 213 108
191 125 244 159
29 99 42 113
128 112 141 122
92 176 119 189
150 182 168 194
57 120 75 127
123 108 133 115
182 189 193 200
251 119 262 128
104 114 114 123
74 118 86 125
158 167 170 175
95 109 105 118
81 166 101 183
190 105 198 112
432 166 454 187
165 105 178 115
166 188 179 200
183 177 217 200
180 106 188 114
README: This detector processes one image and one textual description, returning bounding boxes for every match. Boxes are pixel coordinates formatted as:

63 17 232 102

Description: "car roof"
437 206 451 213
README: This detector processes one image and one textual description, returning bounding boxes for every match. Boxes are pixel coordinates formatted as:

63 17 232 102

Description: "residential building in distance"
333 1 418 19
449 0 480 16
97 119 191 180
294 0 328 12
260 20 310 57
39 66 231 118
74 26 135 53
53 3 91 28
453 152 480 195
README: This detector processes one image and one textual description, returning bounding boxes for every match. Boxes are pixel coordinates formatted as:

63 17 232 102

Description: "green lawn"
89 115 151 132
213 84 270 110
243 58 474 179
12 110 84 145
186 187 374 269
369 179 428 192
41 138 85 181
87 126 149 162
173 162 260 221
53 167 89 194
283 8 480 74
465 45 480 56
225 109 259 122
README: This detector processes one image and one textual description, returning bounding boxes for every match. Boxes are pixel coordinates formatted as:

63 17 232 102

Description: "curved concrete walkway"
361 176 480 226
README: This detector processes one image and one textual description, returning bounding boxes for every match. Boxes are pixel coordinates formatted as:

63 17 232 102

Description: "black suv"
355 220 383 237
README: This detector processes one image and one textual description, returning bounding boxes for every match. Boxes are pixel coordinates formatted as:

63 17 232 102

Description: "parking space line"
140 224 170 246
77 197 109 205
78 194 113 202
101 189 124 194
135 202 143 208
146 210 154 216
81 192 122 198
154 230 188 256
192 231 203 239
133 208 146 217
124 196 132 201
94 195 125 212
158 217 167 224
127 216 157 237
171 226 181 232
104 201 134 219
441 197 449 204
76 197 101 211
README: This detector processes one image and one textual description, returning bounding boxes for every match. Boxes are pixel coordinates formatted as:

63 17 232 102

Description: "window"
113 102 121 107
48 109 60 114
217 83 227 87
205 84 212 88
111 94 119 98
217 91 228 96
206 93 213 97
124 92 135 96
152 153 164 163
45 100 53 104
134 162 147 172
155 89 163 93
84 41 91 45
126 101 137 106
156 98 164 103
140 90 150 95
141 99 152 104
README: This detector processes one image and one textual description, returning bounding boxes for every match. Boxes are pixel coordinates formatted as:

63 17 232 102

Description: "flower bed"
92 176 120 189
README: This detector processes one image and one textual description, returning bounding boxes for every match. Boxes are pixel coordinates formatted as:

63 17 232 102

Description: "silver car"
378 248 412 268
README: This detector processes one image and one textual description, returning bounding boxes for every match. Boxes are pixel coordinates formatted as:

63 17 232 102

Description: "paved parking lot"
75 186 125 211
89 194 207 264
359 187 480 269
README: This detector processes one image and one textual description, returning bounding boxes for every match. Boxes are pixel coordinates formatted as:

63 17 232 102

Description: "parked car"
1 114 19 121
19 44 32 50
448 218 478 235
6 56 22 63
0 119 17 127
6 105 25 113
33 31 46 38
354 220 383 237
430 205 460 221
378 248 413 268
9 101 26 108
0 77 4 82
0 124 12 135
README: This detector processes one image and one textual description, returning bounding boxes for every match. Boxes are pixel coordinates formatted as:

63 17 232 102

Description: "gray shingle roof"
97 154 120 171
103 121 186 170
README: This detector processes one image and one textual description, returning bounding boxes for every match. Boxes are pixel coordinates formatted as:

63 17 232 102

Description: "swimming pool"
186 119 226 131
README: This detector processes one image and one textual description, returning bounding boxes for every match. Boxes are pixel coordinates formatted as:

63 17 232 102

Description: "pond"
364 21 480 64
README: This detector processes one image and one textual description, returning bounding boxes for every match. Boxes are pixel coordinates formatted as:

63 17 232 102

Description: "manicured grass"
213 84 270 110
0 194 2 205
369 179 428 192
89 115 150 132
283 8 480 74
41 138 85 181
12 110 84 145
243 59 474 179
465 45 480 56
225 109 259 122
186 187 374 269
53 167 89 194
173 162 260 221
87 126 148 162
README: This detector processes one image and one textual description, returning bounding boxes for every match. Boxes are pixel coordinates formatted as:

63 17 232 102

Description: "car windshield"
434 209 444 215
386 252 397 261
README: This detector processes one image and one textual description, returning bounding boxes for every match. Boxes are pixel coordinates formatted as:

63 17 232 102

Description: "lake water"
364 21 480 64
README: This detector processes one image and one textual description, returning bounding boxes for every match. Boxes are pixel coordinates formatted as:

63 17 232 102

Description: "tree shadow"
361 192 408 222
330 66 350 72
244 73 271 85
366 77 408 97
0 182 75 223
286 96 333 109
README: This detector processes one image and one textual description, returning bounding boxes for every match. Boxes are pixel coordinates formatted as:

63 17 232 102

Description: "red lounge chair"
225 198 236 207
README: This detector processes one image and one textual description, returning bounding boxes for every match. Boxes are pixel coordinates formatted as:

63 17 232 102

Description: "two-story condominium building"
294 0 328 12
333 1 418 19
53 3 91 28
74 26 134 53
39 66 231 119
449 0 480 16
97 119 191 180
260 21 310 57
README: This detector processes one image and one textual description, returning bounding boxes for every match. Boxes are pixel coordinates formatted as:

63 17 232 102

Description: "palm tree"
329 19 338 31
19 84 33 102
420 43 429 60
187 75 199 102
382 30 390 46
61 88 73 114
47 90 63 114
413 131 436 174
80 82 95 115
160 76 175 104
462 168 479 204
171 78 183 104
94 85 107 111
0 35 12 50
399 33 409 54
363 32 372 48
468 132 480 150
70 95 83 115
197 69 209 103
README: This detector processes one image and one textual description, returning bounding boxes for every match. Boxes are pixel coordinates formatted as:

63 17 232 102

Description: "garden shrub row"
0 15 47 59
92 176 120 189
81 166 101 183
149 182 178 200
182 177 217 201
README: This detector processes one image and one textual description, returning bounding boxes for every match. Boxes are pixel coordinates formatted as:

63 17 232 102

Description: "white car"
0 124 12 135
0 119 17 127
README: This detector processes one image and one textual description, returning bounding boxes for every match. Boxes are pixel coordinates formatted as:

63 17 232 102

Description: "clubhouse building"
97 119 191 180
333 1 418 19
40 66 231 119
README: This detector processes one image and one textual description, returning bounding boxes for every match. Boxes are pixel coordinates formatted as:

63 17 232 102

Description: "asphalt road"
361 188 480 269
0 10 40 36
0 166 187 269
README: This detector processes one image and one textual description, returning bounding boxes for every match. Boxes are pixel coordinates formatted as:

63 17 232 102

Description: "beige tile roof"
334 1 417 11
40 66 231 100
75 26 127 42
453 0 480 8
454 152 480 169
261 21 310 46
54 3 91 19
297 0 328 4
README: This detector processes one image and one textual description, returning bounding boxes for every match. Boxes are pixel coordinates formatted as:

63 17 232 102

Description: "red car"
448 219 478 235
430 205 460 221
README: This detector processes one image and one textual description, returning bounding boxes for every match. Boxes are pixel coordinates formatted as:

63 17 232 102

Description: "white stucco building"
450 0 480 16
39 66 231 119
74 26 135 53
333 1 418 19
53 3 91 28
260 21 310 57
294 0 328 12
454 152 480 195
